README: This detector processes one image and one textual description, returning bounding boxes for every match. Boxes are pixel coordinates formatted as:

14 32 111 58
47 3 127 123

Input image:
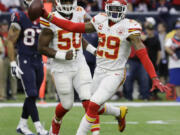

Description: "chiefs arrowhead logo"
118 31 123 35
98 24 103 30
117 27 124 35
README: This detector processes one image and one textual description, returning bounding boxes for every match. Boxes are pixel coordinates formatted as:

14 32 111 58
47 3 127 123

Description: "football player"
38 0 100 135
5 0 48 135
40 0 170 134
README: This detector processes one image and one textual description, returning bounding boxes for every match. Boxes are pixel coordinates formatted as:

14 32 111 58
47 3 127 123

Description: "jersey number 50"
97 33 120 60
58 30 81 50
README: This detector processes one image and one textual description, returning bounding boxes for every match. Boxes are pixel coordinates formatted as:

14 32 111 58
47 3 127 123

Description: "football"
28 0 43 21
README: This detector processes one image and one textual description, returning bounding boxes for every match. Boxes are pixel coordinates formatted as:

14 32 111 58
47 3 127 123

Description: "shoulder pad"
92 13 108 25
75 6 85 12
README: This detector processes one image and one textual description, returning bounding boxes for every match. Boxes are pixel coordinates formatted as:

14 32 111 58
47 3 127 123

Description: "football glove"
10 61 23 79
150 78 170 93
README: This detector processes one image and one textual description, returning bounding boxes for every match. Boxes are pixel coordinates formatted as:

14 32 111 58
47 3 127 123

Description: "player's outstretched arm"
38 28 74 60
42 9 96 33
128 34 170 93
82 38 97 56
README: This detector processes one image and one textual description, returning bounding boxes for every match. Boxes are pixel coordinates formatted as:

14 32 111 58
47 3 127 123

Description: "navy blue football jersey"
11 11 41 56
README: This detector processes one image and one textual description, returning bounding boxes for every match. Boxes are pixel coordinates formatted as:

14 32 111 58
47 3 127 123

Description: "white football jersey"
91 13 142 71
40 6 87 72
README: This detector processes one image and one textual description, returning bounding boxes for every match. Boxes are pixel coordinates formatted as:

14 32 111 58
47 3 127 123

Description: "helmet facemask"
105 1 127 23
56 0 77 15
24 0 33 8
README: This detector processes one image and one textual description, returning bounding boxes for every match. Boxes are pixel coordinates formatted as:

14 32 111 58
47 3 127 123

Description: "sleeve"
40 17 51 28
10 12 22 30
40 17 55 32
165 38 172 47
75 6 86 22
76 6 86 16
91 13 107 30
126 20 142 37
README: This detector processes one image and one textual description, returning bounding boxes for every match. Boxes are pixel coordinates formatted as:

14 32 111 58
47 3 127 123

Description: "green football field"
0 103 180 135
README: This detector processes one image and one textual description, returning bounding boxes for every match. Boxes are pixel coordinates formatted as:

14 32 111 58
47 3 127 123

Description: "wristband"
86 44 96 55
55 51 66 60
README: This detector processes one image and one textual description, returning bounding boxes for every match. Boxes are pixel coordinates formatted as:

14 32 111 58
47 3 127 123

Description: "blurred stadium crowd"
0 0 180 102
0 0 180 13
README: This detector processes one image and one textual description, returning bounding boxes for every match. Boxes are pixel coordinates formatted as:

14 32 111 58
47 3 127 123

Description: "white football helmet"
55 0 77 15
105 0 127 22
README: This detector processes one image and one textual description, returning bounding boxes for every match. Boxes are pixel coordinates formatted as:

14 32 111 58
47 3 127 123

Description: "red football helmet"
105 0 127 22
55 0 77 15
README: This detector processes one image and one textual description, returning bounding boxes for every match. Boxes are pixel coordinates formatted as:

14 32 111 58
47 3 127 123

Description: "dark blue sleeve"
11 11 23 24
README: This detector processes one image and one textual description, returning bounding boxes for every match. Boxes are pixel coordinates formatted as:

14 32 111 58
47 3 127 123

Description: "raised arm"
42 9 96 33
128 34 170 92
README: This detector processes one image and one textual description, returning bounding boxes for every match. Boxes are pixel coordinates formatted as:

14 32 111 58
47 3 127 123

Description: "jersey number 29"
97 33 120 60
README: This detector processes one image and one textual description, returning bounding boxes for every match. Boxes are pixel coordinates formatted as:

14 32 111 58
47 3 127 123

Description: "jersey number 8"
23 28 41 46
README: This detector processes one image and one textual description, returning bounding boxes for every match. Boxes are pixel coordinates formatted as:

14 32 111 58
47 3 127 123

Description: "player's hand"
41 8 48 18
150 78 170 93
10 61 23 79
65 50 79 60
66 50 73 60
41 8 52 21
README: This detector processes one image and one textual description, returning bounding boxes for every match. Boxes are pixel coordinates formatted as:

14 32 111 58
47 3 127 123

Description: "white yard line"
146 120 168 124
102 121 139 125
102 120 180 125
0 102 180 108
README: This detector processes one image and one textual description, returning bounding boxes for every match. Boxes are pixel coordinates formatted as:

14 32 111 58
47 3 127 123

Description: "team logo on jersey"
117 27 125 35
11 13 16 22
98 24 103 30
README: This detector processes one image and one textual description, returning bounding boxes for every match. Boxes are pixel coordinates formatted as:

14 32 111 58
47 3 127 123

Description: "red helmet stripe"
106 0 127 5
